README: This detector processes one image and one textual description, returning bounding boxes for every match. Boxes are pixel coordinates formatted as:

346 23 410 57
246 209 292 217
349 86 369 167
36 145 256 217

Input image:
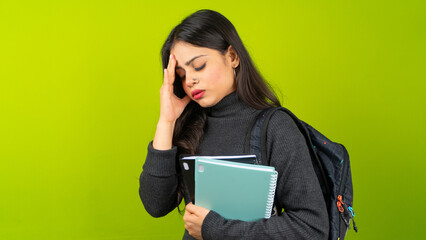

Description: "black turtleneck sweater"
139 92 329 239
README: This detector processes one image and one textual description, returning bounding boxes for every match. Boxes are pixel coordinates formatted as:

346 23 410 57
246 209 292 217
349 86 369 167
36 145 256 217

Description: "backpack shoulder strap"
245 107 331 203
244 108 272 164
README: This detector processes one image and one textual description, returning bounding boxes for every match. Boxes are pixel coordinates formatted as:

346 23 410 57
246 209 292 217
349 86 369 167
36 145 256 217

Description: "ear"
226 45 240 68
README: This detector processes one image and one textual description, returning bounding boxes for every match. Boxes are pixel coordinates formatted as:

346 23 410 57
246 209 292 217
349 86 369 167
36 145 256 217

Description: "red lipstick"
191 89 205 100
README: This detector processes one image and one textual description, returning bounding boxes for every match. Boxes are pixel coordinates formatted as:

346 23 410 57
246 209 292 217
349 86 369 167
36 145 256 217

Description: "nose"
184 74 199 87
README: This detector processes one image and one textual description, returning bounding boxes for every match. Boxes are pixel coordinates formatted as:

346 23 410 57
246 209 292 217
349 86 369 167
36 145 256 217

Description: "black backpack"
244 107 358 240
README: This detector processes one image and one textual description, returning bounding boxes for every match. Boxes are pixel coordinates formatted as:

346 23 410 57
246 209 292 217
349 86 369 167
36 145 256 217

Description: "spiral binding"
265 171 278 218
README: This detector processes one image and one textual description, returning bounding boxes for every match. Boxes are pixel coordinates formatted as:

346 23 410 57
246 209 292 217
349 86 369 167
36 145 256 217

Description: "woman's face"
171 41 238 108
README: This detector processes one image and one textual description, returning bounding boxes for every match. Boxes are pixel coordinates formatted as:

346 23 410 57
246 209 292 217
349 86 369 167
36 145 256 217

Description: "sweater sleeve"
139 141 180 218
200 111 329 240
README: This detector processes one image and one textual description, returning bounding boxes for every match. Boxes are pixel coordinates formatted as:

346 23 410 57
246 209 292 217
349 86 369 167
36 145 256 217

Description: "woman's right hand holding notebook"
153 54 191 150
184 203 210 240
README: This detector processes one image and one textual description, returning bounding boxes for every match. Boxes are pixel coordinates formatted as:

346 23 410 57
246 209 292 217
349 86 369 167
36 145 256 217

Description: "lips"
191 89 205 100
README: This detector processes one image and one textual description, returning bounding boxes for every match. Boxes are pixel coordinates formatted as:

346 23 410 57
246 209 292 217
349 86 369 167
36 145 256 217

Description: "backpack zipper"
337 148 350 238
338 147 349 195
337 148 358 236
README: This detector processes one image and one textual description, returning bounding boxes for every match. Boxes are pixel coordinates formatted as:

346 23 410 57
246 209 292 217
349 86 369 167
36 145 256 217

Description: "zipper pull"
342 204 351 229
348 206 355 217
352 217 358 232
337 195 344 212
348 206 358 232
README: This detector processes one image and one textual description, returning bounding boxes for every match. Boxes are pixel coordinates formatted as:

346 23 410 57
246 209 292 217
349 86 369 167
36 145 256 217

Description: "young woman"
139 9 329 240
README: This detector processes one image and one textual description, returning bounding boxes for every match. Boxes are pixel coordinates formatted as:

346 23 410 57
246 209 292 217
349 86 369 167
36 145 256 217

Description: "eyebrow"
175 55 206 69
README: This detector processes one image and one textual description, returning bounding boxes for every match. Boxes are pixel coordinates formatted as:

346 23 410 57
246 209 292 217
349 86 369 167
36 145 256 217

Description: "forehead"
171 41 221 64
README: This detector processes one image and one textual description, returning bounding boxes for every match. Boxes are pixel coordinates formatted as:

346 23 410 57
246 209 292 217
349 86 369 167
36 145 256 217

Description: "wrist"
153 120 176 150
157 118 176 128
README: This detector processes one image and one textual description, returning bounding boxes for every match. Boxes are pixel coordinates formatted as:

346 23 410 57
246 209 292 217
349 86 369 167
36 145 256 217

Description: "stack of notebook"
179 155 278 221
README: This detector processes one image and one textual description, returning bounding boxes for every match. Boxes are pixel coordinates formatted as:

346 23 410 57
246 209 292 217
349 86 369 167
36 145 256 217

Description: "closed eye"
176 63 205 80
195 63 206 71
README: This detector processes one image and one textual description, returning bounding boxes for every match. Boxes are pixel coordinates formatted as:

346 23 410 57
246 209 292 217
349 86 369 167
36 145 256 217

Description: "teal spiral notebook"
194 158 278 221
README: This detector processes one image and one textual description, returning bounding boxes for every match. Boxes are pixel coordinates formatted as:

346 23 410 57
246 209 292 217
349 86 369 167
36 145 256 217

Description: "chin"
196 98 217 108
197 102 213 108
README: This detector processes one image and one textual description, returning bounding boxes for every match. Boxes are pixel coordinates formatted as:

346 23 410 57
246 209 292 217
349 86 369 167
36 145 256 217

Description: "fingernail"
169 54 173 59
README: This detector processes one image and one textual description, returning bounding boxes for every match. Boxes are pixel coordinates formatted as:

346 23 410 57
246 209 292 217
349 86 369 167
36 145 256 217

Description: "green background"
1 0 425 239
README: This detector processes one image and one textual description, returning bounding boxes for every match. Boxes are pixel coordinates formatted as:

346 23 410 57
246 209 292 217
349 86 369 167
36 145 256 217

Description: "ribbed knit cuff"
201 210 224 240
142 141 178 177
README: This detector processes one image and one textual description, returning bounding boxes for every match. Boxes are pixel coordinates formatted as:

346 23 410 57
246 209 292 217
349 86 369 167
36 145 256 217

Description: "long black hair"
160 9 281 209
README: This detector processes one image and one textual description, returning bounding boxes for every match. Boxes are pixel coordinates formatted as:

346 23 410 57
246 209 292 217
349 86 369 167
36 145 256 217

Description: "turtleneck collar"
206 91 250 118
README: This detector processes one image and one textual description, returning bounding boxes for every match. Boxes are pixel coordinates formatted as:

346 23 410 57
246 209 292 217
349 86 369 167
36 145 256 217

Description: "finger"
186 203 195 213
184 212 197 224
186 204 202 216
183 208 192 216
189 204 210 217
183 211 189 222
167 54 176 85
162 68 169 86
187 202 201 213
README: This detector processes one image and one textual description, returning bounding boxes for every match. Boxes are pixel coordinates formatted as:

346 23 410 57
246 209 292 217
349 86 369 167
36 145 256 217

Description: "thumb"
186 202 195 213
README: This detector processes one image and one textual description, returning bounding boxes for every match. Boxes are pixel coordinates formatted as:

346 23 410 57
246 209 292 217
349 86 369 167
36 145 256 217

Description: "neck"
206 91 249 118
